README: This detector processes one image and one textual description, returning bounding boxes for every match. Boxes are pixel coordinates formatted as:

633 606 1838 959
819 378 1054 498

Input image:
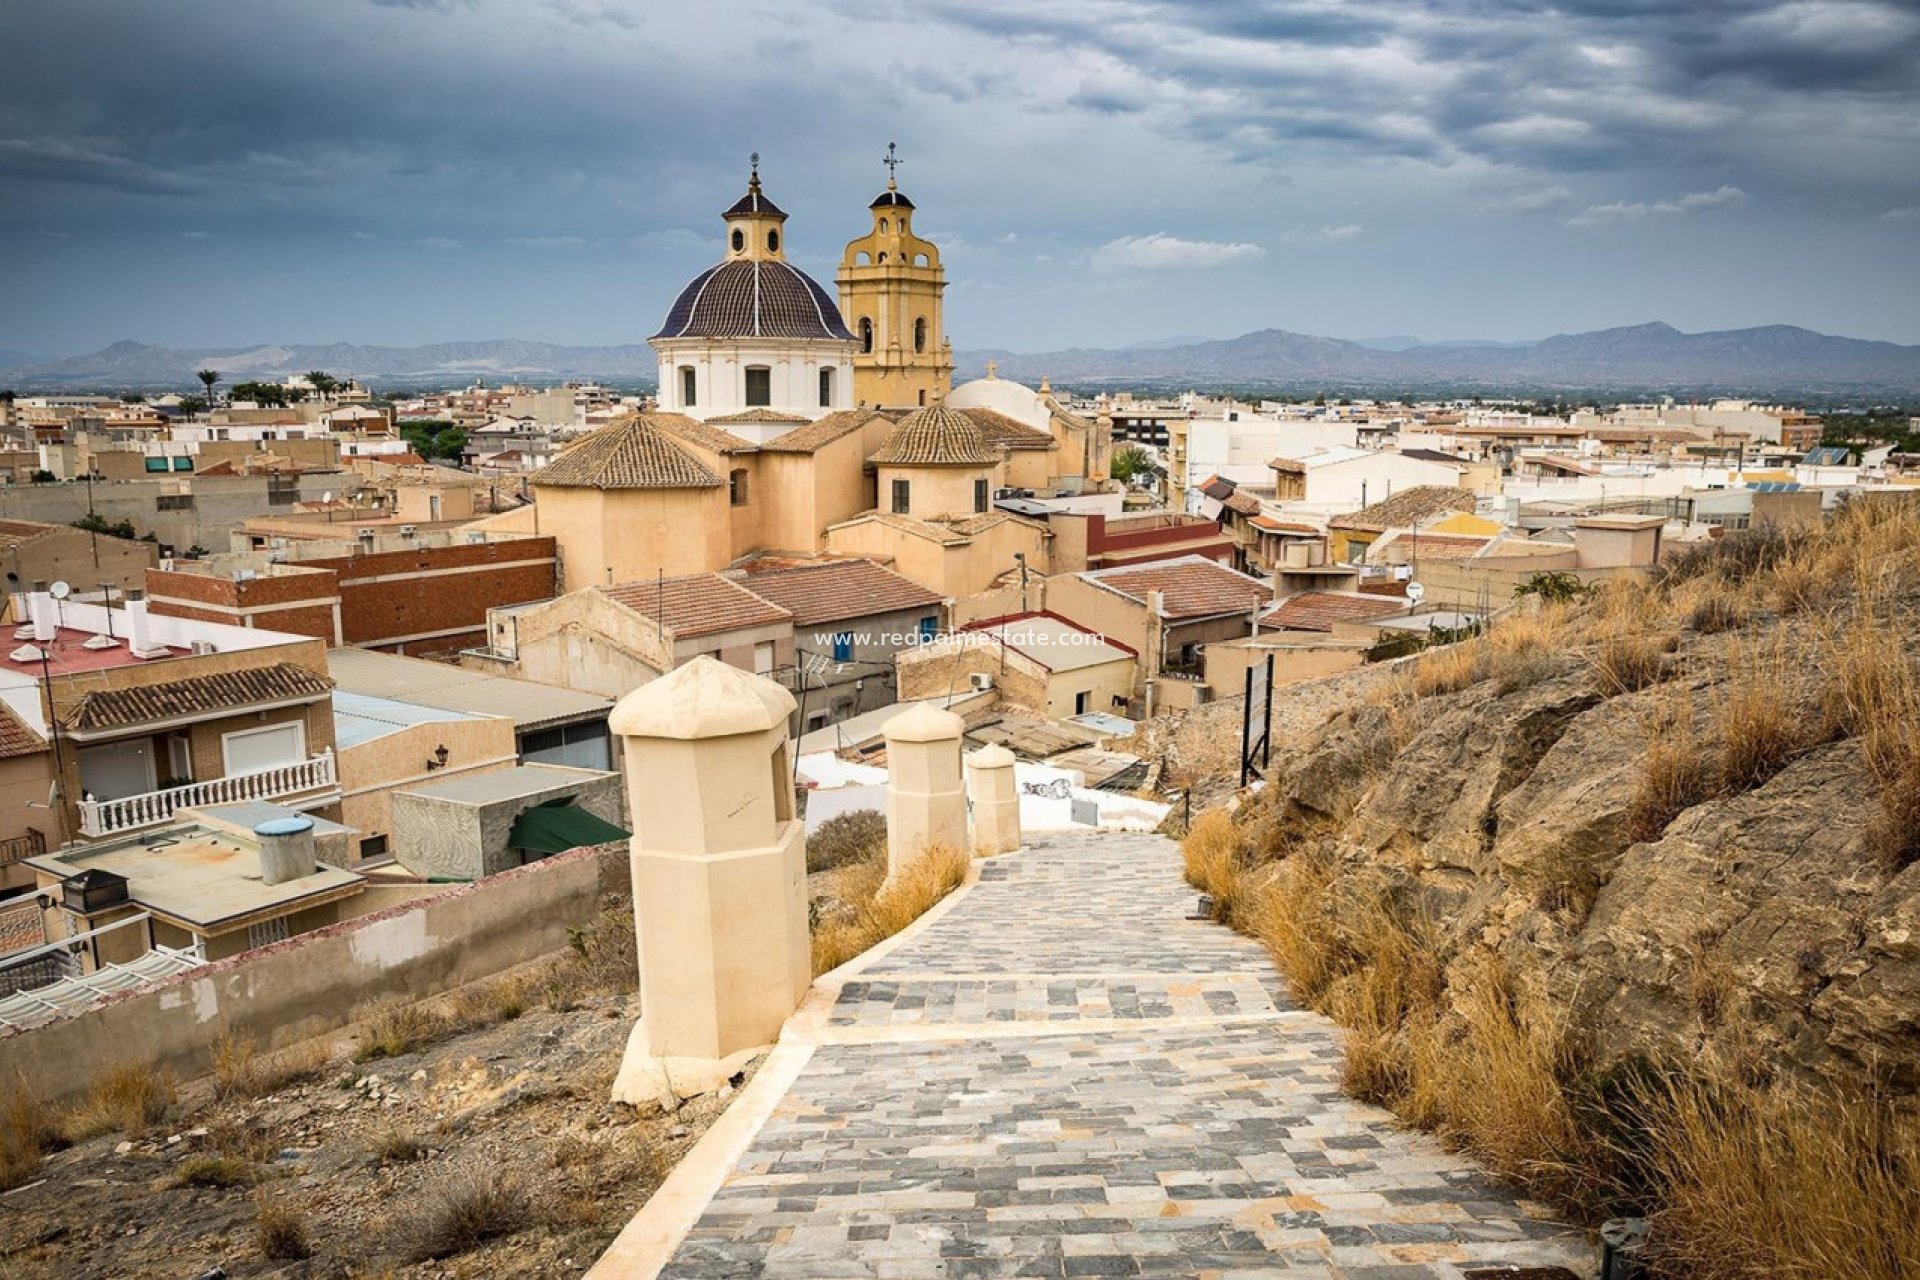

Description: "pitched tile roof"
1222 491 1263 515
758 410 886 454
956 408 1056 451
1198 476 1236 501
64 662 334 733
0 700 46 759
705 408 809 427
1262 591 1408 632
1082 555 1271 619
930 511 1050 538
1328 485 1477 532
655 418 758 455
600 573 792 639
870 404 1001 466
0 519 58 548
1251 515 1321 533
827 511 969 545
529 414 724 490
733 559 942 627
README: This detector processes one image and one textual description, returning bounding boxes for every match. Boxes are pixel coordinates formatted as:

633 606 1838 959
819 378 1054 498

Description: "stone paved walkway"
637 832 1595 1279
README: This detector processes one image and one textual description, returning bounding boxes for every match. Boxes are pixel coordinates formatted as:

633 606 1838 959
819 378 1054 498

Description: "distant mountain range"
4 323 1917 396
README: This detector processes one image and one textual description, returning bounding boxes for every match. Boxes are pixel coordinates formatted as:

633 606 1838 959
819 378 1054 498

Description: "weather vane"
749 151 760 181
882 142 902 182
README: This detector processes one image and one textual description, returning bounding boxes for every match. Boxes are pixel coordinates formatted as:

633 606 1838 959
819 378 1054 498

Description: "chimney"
28 581 55 642
124 588 160 658
253 816 317 887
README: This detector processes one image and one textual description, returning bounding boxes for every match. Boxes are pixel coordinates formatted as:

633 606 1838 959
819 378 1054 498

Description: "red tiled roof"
1328 485 1477 532
758 410 886 454
63 662 334 733
601 573 791 639
1083 557 1270 619
731 559 941 627
870 404 1000 466
0 700 46 759
1250 516 1319 533
1263 591 1407 632
529 414 723 489
956 408 1056 450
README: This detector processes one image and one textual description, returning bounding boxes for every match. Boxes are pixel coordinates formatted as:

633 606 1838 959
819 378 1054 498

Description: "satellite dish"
1405 581 1426 606
48 581 70 600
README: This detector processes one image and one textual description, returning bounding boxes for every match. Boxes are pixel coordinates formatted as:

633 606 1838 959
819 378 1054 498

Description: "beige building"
1 517 159 596
898 613 1136 720
332 690 520 865
0 703 52 894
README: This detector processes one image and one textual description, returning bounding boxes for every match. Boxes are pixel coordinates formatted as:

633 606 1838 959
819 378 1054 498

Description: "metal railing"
77 750 336 838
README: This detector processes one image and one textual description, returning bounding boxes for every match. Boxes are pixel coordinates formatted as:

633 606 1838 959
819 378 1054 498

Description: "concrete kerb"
585 847 993 1280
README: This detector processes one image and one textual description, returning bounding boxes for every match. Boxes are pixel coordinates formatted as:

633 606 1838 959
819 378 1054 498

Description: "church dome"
869 187 915 210
653 259 855 342
870 403 999 466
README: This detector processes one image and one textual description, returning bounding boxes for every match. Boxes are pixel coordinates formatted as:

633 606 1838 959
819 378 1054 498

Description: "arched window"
879 218 890 234
913 318 927 354
730 228 745 252
818 367 834 407
767 229 780 253
914 253 930 267
855 251 871 265
729 468 750 507
744 366 771 407
679 366 697 407
859 318 873 354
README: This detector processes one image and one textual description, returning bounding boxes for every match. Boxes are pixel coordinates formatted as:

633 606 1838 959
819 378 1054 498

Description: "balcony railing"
77 751 337 839
0 829 45 867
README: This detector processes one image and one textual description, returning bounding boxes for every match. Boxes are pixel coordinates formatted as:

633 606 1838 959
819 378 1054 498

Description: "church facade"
837 151 954 410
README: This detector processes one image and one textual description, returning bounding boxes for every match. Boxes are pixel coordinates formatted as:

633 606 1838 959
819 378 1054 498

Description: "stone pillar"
607 656 809 1106
882 702 966 879
965 743 1020 855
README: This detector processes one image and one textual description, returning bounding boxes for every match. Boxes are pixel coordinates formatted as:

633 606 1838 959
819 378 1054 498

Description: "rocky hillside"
1182 495 1920 1277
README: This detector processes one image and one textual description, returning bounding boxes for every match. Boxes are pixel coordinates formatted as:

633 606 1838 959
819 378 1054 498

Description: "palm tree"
306 370 339 399
196 369 221 405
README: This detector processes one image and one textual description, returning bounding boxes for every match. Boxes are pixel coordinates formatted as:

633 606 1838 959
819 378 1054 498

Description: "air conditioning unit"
190 640 217 656
969 673 995 692
398 524 418 536
355 527 377 538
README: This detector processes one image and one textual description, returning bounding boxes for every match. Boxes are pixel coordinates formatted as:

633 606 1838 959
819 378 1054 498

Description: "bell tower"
838 143 954 409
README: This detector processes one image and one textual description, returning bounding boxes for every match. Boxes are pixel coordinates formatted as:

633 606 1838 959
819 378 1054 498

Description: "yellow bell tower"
838 144 954 409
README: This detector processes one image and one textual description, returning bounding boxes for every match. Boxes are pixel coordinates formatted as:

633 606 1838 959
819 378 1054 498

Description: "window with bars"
891 478 911 514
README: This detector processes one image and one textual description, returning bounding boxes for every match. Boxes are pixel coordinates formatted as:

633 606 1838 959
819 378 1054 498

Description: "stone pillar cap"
882 701 965 744
610 655 797 741
966 743 1016 768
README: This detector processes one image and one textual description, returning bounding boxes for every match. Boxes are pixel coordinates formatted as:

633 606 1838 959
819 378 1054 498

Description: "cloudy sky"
3 0 1917 356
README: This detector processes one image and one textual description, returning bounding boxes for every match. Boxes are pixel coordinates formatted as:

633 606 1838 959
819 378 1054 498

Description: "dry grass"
351 997 449 1064
811 843 970 975
1180 809 1242 918
0 1081 57 1191
60 1062 174 1142
1824 606 1920 871
256 1198 313 1261
544 898 638 1010
1410 640 1482 697
807 809 887 873
211 1030 331 1101
392 1165 535 1262
1634 1072 1920 1280
370 1126 426 1164
173 1153 256 1188
1626 693 1713 844
1592 628 1667 695
449 972 533 1028
1714 639 1814 795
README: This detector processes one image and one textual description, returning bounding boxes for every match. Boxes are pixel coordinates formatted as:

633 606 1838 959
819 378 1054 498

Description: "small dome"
883 702 964 744
870 187 915 210
870 403 1000 467
653 260 855 342
610 654 796 741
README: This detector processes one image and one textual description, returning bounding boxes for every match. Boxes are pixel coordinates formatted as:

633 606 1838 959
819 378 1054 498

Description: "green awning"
508 799 629 855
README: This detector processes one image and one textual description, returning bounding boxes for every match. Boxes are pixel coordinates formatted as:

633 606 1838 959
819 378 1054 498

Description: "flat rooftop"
333 689 489 749
396 762 610 806
326 647 610 733
28 826 363 934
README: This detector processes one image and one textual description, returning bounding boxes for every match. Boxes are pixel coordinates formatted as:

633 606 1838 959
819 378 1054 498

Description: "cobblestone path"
647 832 1595 1279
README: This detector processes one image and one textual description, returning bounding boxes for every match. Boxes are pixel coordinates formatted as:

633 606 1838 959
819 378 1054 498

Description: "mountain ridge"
4 322 1917 394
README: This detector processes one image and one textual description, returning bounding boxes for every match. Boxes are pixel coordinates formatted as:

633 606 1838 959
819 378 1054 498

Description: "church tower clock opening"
837 143 954 410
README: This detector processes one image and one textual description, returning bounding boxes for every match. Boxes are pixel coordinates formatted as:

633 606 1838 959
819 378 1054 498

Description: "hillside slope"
1181 497 1920 1277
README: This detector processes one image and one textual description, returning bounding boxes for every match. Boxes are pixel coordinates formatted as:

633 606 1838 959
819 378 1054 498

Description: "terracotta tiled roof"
652 259 853 342
956 408 1056 450
759 410 885 454
733 559 941 627
0 519 57 547
656 418 758 455
1328 485 1477 532
930 511 1049 538
870 404 1000 467
1251 515 1320 533
64 662 334 733
1223 491 1262 516
1370 530 1493 561
1198 476 1236 501
1263 591 1407 632
601 573 791 639
705 408 809 427
0 700 46 759
1082 556 1271 619
529 415 723 490
829 511 968 545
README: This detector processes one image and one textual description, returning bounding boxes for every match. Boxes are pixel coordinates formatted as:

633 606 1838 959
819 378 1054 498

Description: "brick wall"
307 537 558 653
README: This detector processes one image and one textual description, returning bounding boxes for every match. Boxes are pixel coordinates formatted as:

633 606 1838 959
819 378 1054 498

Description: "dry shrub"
1825 607 1920 871
807 809 886 873
393 1165 534 1262
256 1198 313 1261
1687 588 1746 634
1592 628 1666 695
212 1030 330 1101
174 1153 256 1188
1180 809 1241 916
1626 693 1712 844
1715 640 1813 795
544 899 638 1010
1238 845 1341 1006
450 972 532 1028
0 1081 58 1190
1635 1071 1920 1280
61 1062 174 1142
1411 640 1482 697
370 1126 425 1164
351 997 448 1064
1323 898 1444 1107
811 843 969 975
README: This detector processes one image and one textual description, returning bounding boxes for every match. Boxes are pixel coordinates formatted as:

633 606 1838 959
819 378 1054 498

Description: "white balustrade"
77 750 336 838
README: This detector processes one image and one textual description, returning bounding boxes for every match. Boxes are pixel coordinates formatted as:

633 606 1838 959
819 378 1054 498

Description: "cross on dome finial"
882 141 901 189
749 151 761 187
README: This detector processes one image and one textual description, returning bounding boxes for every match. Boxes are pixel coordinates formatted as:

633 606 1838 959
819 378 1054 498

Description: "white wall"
652 339 856 430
